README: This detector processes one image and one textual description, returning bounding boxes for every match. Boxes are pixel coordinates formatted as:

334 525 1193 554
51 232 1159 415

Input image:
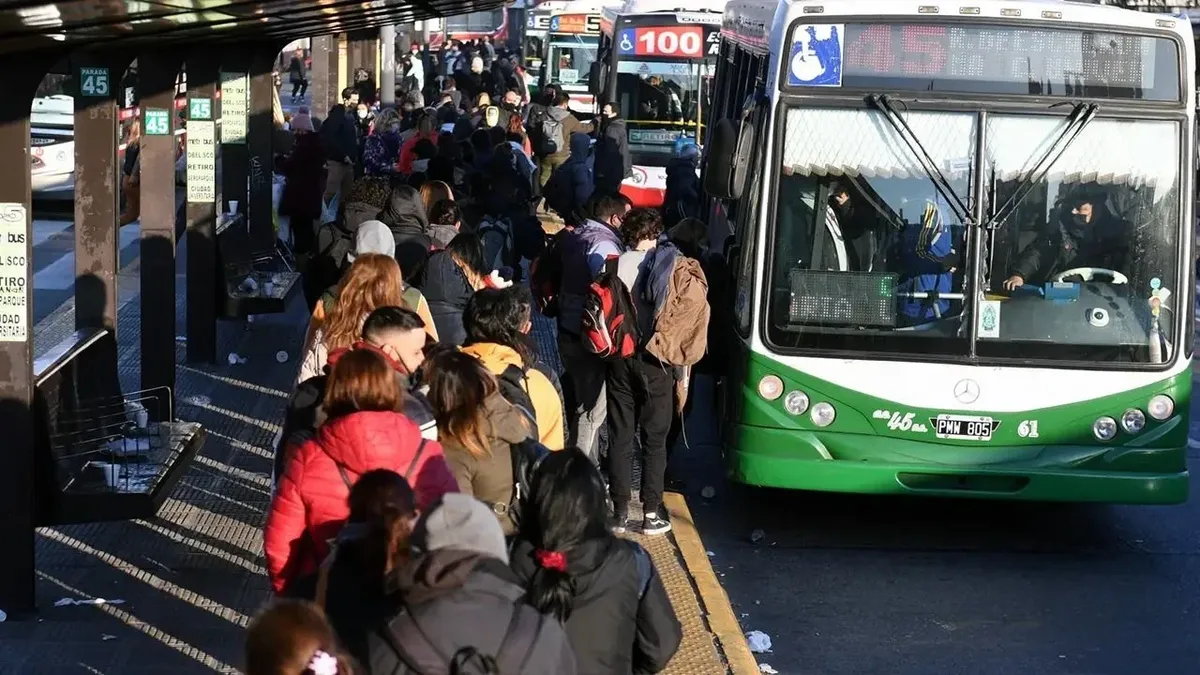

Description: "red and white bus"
596 0 724 206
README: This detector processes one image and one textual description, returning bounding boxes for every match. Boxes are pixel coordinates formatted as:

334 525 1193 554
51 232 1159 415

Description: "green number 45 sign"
144 109 170 136
189 98 212 120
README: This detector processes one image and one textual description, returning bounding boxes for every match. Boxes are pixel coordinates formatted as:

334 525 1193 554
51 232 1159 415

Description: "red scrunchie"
534 549 567 573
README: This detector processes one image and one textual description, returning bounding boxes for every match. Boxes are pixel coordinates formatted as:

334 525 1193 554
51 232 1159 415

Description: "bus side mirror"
589 63 601 94
704 117 753 200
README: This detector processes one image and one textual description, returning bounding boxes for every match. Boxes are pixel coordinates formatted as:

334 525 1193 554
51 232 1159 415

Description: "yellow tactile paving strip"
622 493 760 675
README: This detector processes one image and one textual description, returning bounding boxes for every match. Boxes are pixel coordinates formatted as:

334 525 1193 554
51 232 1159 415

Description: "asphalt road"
676 374 1200 675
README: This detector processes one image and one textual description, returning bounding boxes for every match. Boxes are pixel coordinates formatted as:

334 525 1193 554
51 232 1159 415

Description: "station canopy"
0 0 502 55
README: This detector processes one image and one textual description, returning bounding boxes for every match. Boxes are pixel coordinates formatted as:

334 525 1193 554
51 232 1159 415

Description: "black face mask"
502 101 519 112
1067 213 1089 236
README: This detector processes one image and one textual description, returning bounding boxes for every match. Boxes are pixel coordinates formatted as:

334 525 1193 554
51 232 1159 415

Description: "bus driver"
1002 193 1131 291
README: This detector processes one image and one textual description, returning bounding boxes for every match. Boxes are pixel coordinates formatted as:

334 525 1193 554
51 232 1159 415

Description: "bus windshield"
980 114 1180 363
548 35 598 87
765 106 1182 364
614 60 714 165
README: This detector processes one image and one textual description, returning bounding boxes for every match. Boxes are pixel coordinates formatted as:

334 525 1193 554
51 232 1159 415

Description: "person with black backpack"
364 493 576 675
461 286 565 450
423 350 540 537
510 448 681 675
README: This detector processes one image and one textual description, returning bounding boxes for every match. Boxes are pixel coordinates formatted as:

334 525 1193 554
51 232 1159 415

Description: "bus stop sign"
78 67 110 97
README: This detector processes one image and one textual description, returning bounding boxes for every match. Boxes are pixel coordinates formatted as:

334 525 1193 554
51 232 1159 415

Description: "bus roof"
552 0 623 13
601 0 726 31
722 0 1195 55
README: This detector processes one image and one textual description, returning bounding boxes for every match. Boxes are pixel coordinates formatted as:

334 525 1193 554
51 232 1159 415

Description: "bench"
216 212 301 319
32 328 205 525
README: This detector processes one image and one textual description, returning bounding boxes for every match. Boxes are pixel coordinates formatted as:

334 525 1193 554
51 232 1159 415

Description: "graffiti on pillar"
249 155 268 196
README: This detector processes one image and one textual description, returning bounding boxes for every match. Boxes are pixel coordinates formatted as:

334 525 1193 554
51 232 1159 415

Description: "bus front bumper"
727 425 1189 505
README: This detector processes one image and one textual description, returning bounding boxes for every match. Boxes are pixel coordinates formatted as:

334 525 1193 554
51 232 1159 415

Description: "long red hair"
322 253 405 352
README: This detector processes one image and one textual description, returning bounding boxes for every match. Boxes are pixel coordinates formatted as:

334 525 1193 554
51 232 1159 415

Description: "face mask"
357 111 368 119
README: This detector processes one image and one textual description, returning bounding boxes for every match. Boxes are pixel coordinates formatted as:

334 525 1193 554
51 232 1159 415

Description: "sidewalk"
0 240 757 674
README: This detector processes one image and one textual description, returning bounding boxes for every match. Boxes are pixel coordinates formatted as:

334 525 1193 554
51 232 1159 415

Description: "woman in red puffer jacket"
265 349 458 595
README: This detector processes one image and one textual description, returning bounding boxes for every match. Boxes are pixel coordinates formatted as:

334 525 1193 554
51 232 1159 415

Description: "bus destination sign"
550 13 601 34
618 26 708 58
784 22 1180 101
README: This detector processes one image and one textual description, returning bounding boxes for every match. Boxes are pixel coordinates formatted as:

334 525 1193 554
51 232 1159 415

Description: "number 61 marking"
1017 420 1040 438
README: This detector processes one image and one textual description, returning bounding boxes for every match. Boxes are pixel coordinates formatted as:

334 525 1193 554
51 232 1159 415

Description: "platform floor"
0 235 754 674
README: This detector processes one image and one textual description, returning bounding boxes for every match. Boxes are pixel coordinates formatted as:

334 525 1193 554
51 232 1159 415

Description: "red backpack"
582 256 639 359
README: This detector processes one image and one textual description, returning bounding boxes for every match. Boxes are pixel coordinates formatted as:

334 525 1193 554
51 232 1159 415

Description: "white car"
31 95 75 199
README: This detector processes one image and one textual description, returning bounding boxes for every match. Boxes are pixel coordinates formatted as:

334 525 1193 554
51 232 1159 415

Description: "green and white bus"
704 0 1195 503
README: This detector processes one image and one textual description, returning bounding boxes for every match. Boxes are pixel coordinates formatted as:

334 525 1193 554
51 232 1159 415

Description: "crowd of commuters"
253 35 724 674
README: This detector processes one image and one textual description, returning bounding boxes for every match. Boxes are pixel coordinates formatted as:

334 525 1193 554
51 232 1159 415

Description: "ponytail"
345 470 417 584
518 448 610 622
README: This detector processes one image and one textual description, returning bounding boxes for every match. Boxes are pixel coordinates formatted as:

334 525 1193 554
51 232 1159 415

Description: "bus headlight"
810 402 836 427
1147 394 1174 421
1120 409 1146 434
783 390 809 416
1093 416 1118 441
757 375 783 401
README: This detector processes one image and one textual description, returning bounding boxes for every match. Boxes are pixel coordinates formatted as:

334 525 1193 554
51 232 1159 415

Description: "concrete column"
73 53 126 334
184 51 220 364
309 35 339 118
0 50 58 615
380 25 396 107
137 52 184 407
248 48 276 251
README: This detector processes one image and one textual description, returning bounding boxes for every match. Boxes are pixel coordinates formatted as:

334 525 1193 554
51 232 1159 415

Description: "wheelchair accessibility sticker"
618 29 635 54
787 24 843 87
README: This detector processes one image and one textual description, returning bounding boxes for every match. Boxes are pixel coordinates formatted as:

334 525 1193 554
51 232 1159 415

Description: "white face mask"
357 110 368 119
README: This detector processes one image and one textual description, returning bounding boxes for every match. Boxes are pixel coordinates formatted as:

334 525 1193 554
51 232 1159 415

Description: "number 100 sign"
618 26 704 57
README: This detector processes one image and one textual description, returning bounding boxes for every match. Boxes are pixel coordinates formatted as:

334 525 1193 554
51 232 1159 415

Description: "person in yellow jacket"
460 286 565 451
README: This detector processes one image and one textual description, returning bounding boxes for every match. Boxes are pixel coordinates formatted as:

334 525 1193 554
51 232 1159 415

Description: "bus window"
547 35 597 87
982 115 1181 363
615 61 714 165
766 107 975 354
733 105 768 336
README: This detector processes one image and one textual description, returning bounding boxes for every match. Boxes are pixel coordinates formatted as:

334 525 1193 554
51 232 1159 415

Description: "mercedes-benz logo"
953 379 980 404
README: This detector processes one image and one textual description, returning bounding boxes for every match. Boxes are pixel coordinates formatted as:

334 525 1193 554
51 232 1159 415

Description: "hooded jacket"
280 133 326 220
377 187 433 281
362 502 576 675
544 106 592 161
460 343 564 450
277 344 440 481
320 104 359 163
439 393 532 535
557 220 624 336
418 250 474 346
594 116 631 192
663 156 701 229
510 536 681 675
264 411 458 594
545 133 595 222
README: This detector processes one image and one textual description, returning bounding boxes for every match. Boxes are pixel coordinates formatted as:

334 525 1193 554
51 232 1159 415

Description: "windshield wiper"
868 94 973 224
985 102 1098 229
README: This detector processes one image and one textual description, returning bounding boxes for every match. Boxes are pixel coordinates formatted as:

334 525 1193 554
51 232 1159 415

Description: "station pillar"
0 49 65 615
136 51 184 407
184 51 221 364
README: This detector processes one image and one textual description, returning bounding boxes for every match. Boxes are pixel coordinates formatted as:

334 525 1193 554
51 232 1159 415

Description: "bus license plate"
933 415 998 441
